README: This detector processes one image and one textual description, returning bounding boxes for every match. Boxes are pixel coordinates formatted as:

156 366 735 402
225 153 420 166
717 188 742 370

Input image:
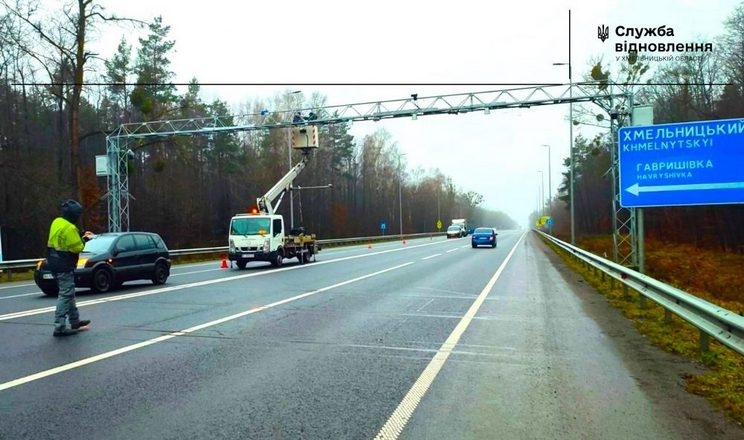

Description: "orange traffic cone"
367 243 372 249
402 240 407 244
220 257 229 269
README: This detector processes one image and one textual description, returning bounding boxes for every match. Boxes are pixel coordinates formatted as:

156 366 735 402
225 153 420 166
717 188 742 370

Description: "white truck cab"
229 213 286 269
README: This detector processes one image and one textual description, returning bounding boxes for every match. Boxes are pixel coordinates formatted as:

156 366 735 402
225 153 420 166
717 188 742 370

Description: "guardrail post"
700 331 710 352
664 308 672 324
623 284 630 300
639 294 647 309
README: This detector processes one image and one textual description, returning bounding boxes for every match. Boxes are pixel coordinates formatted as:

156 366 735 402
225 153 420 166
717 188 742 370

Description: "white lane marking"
445 248 458 253
374 231 527 439
170 268 220 276
421 254 441 260
0 292 40 299
0 239 449 322
0 283 35 290
0 262 415 392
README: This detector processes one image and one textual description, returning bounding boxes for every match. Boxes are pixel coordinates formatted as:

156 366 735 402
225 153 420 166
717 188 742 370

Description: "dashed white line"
0 292 41 299
0 283 35 290
421 254 441 260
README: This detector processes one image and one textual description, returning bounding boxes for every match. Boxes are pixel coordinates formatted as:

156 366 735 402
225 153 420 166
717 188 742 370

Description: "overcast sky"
89 0 736 227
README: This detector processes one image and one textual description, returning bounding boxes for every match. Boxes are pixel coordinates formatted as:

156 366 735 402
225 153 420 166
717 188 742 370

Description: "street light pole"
553 9 574 244
537 170 544 216
569 64 574 244
541 144 552 212
398 153 406 237
288 90 301 230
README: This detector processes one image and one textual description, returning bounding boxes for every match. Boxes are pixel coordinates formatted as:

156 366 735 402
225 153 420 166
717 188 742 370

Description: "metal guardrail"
537 230 744 357
0 232 444 279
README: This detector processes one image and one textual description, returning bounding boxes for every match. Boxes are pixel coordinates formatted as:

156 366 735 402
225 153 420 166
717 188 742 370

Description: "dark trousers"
53 271 80 331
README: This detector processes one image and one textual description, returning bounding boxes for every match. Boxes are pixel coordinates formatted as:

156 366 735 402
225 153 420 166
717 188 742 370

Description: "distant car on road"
34 231 171 296
446 225 465 238
471 227 498 248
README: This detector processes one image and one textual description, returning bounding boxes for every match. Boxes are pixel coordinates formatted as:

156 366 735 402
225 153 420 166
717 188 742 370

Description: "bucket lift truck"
228 122 320 269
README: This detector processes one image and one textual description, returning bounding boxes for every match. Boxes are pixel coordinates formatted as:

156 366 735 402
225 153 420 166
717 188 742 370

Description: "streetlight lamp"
553 10 574 244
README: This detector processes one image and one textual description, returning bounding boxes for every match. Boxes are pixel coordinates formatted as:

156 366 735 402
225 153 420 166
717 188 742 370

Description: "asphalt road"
0 230 742 439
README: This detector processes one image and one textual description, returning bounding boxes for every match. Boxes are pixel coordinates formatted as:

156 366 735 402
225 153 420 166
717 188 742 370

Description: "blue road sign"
380 222 387 230
618 118 744 208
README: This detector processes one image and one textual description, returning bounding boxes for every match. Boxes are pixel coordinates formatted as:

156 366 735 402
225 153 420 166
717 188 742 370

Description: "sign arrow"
626 182 744 196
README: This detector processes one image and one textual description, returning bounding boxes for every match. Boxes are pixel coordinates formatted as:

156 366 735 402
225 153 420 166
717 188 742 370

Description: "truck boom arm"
256 153 310 215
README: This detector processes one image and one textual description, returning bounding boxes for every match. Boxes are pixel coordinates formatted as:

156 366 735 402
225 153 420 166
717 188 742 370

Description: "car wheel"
472 244 477 248
92 268 113 293
271 251 283 268
40 286 59 297
151 262 169 285
236 260 247 270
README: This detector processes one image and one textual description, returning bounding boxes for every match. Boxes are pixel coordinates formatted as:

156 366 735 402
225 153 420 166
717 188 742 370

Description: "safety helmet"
60 199 83 223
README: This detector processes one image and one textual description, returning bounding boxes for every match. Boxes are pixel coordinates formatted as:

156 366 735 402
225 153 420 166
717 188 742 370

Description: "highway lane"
0 236 444 305
0 235 469 315
0 230 741 439
0 234 493 383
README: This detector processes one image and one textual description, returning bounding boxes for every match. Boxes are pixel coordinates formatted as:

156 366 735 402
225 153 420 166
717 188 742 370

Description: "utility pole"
541 144 552 212
398 153 406 237
288 90 301 230
553 9 574 243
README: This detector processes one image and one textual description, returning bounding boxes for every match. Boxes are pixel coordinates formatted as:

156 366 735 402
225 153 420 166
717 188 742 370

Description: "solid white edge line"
373 231 527 439
0 262 414 392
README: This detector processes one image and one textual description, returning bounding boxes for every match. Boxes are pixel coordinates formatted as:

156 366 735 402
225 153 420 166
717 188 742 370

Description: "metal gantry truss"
105 82 639 266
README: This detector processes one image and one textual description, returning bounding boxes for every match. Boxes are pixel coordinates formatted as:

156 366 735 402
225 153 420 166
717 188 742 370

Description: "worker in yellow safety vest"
47 199 94 337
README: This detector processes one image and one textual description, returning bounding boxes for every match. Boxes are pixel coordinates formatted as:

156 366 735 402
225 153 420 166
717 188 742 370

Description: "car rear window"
134 234 156 250
152 235 167 250
474 228 492 233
